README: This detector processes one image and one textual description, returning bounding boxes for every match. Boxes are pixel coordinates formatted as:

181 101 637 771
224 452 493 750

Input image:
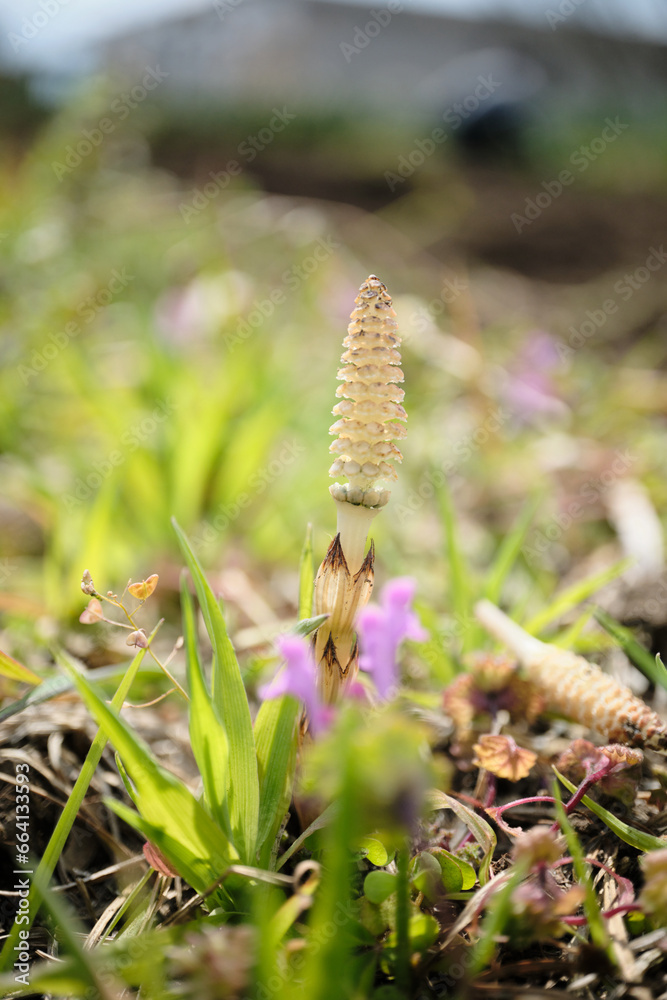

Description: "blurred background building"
3 0 667 123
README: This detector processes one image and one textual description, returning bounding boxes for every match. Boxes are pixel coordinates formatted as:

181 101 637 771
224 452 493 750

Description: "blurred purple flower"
357 578 428 700
503 331 568 423
261 580 427 725
259 634 332 733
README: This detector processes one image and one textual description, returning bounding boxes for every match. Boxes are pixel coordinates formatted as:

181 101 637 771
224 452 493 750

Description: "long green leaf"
554 606 596 648
554 768 667 852
0 648 41 685
67 665 236 895
276 801 338 871
0 663 162 723
466 858 528 977
552 779 610 955
172 518 259 864
3 866 119 999
105 798 229 900
522 559 630 635
299 522 314 620
436 482 474 653
594 608 667 693
0 644 149 973
181 575 231 839
483 493 542 604
254 694 300 867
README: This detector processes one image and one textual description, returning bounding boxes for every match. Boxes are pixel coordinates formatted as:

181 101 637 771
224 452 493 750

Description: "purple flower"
357 578 428 700
259 634 331 732
503 331 568 423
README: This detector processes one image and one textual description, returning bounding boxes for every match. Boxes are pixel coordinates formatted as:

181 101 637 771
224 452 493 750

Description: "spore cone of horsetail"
475 599 667 753
313 275 405 704
328 273 406 506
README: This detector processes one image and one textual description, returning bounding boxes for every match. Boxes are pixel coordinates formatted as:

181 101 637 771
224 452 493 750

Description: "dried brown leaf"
473 734 536 781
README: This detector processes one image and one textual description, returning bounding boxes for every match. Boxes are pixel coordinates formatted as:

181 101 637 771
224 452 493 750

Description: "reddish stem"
603 903 642 919
488 758 618 838
552 856 634 907
488 796 556 837
548 758 615 832
562 903 642 927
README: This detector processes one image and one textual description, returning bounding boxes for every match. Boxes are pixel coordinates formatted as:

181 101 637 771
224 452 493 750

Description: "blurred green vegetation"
2 76 667 999
1 80 667 652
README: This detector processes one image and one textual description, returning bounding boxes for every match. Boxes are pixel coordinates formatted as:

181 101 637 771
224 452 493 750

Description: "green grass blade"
66 664 236 894
299 522 314 620
483 493 542 605
276 801 338 871
0 648 41 685
554 768 667 852
594 608 667 693
105 798 227 900
553 606 596 648
100 867 154 944
552 778 611 956
436 482 474 653
415 602 458 683
254 694 300 868
0 643 149 973
0 664 163 724
0 672 76 722
2 867 119 999
181 575 232 839
266 868 318 943
467 858 528 978
522 559 631 636
172 517 259 864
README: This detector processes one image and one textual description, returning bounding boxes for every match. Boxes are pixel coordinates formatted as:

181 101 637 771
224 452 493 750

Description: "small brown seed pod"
474 599 667 754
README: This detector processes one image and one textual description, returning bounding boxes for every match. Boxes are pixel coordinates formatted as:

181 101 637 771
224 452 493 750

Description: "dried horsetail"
313 275 406 704
475 598 667 753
